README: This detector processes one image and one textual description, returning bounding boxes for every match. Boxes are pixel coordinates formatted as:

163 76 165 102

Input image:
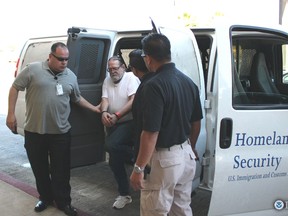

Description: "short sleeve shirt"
102 72 140 123
141 63 203 148
13 61 81 134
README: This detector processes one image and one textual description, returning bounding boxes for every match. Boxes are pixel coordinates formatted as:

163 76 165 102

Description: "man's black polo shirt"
141 63 203 148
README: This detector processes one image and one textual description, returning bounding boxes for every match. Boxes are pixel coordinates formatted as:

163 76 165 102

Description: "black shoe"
34 200 49 212
60 205 77 216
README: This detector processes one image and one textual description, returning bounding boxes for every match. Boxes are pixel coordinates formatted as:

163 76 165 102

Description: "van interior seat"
233 64 249 104
250 52 279 94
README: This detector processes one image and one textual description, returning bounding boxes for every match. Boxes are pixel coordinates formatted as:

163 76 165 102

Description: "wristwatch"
134 164 145 173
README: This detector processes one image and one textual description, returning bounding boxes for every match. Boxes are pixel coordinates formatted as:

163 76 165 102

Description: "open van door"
151 18 207 191
66 28 118 167
207 22 288 215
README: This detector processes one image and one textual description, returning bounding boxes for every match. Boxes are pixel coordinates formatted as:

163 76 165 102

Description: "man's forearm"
100 98 109 112
135 130 159 168
7 86 19 115
115 94 135 117
189 120 201 149
77 96 101 113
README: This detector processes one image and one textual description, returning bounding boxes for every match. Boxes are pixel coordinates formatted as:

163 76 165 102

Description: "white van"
14 19 288 215
192 22 288 215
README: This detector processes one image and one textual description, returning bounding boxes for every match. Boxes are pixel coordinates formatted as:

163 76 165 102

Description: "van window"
74 39 105 84
195 35 212 88
113 37 143 69
23 41 65 68
232 33 288 109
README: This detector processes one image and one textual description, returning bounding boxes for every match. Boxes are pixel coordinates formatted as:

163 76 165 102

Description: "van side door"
66 28 115 167
208 23 288 215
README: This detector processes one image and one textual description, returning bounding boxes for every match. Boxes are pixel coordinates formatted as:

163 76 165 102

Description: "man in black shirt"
129 49 154 161
130 33 203 216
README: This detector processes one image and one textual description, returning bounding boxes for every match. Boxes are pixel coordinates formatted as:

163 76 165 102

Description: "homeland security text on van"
235 131 288 146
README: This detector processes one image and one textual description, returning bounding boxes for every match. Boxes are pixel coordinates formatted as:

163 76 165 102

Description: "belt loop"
180 144 183 149
168 147 170 151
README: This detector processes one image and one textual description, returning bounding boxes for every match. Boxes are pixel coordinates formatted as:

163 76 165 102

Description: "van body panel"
206 23 288 215
193 28 217 191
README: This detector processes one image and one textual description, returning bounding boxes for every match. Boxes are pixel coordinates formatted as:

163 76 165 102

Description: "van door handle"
219 118 233 149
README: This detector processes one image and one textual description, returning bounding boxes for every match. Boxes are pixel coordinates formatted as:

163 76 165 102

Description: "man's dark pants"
105 121 135 196
24 130 72 208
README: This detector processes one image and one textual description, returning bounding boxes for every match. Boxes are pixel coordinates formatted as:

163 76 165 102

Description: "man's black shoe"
60 205 77 216
34 200 48 212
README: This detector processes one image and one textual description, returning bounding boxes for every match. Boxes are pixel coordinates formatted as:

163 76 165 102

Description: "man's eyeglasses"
107 66 121 72
51 53 69 62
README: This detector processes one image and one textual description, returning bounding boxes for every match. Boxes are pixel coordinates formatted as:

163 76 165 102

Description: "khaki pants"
140 141 196 216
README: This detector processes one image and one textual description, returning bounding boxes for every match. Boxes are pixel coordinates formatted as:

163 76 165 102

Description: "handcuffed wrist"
113 112 121 120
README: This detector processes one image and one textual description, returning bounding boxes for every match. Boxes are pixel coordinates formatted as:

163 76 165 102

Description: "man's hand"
6 114 17 134
94 104 101 113
130 171 144 191
192 147 199 161
101 112 116 127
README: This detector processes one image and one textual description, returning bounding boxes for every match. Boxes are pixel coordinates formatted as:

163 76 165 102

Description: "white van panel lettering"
235 132 288 146
236 174 262 182
233 154 282 171
271 172 287 178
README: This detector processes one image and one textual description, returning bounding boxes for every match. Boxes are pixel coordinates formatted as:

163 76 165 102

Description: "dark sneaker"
34 200 50 212
59 205 77 216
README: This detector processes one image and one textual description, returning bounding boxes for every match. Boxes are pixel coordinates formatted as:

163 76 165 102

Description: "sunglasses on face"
141 50 147 58
51 53 69 62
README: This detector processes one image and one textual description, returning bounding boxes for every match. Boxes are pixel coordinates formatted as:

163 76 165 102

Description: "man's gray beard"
111 76 119 82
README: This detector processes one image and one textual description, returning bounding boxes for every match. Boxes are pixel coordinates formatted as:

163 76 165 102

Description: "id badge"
56 83 64 95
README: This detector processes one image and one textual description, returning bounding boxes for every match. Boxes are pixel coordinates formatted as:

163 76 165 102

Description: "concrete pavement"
0 173 70 216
